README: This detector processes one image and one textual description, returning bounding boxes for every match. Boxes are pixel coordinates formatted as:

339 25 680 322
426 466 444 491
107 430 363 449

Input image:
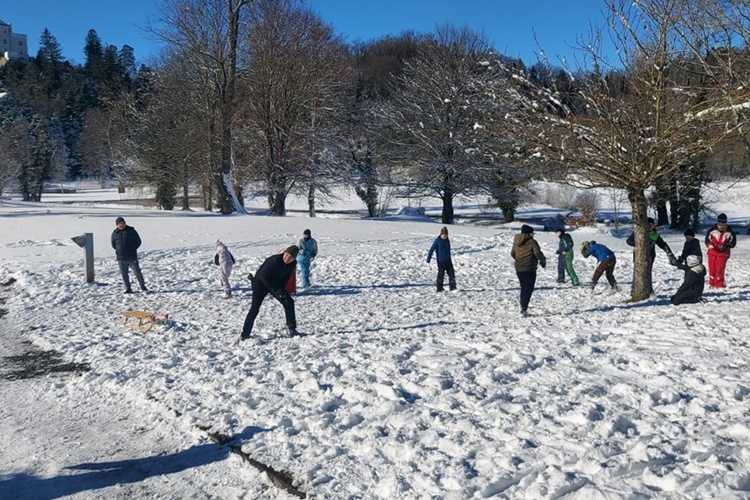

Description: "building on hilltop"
0 19 28 66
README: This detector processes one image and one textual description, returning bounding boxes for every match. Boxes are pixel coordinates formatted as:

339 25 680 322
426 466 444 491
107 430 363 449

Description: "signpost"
71 233 94 283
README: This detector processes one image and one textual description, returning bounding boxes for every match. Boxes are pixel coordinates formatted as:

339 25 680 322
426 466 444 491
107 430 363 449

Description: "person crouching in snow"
214 240 236 298
580 241 618 292
427 226 456 292
671 254 706 305
511 224 546 316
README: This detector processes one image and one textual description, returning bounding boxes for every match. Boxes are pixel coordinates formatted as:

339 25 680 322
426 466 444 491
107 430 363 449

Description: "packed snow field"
1 185 750 499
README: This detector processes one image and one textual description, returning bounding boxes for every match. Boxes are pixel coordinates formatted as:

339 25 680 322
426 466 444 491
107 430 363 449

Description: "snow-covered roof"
0 19 10 26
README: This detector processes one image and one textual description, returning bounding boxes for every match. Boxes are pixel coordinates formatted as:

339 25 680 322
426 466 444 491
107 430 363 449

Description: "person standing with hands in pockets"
427 226 456 292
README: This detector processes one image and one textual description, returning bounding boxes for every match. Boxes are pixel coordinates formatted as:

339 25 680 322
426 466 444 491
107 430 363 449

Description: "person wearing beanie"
511 225 546 316
297 229 318 290
671 253 706 305
626 216 676 294
704 213 737 288
214 240 236 298
676 228 702 267
427 226 456 292
580 241 619 292
554 227 579 286
111 217 148 294
242 245 301 340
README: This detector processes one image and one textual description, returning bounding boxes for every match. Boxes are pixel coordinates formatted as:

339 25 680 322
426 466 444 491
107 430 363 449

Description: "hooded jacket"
672 261 706 304
511 233 546 272
255 253 297 291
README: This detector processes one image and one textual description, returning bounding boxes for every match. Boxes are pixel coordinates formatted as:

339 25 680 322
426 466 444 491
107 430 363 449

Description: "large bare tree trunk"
629 189 652 301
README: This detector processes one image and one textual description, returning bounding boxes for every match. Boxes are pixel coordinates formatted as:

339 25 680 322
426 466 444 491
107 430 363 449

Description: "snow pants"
592 257 617 289
298 257 312 288
707 249 729 288
437 261 456 291
219 261 233 294
557 252 579 285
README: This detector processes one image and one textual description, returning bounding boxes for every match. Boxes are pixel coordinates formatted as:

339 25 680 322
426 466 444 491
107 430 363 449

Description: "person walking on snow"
580 241 618 292
242 246 300 340
511 224 546 316
670 254 706 305
555 227 579 286
677 228 702 266
111 216 148 294
297 229 318 289
214 240 236 298
626 217 677 293
705 213 737 288
427 226 456 292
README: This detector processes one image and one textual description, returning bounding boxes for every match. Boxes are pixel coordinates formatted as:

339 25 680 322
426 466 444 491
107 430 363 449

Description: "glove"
540 261 546 269
556 250 561 255
426 258 431 263
668 254 678 266
719 245 726 252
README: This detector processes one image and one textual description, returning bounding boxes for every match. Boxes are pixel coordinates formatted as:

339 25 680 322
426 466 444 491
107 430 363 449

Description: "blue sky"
3 0 609 66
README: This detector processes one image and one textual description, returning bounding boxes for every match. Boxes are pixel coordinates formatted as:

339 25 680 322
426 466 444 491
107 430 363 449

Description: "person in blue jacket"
580 240 618 291
296 229 318 289
427 226 456 292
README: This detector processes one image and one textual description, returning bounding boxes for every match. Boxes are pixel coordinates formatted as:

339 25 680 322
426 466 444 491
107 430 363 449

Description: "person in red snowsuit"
704 213 737 288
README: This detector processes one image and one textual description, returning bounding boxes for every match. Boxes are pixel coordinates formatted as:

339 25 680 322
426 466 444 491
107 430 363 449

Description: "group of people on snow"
110 211 738 335
506 213 738 315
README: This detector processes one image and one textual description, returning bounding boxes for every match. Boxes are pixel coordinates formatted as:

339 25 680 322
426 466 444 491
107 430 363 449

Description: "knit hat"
555 227 564 234
303 229 311 236
684 228 695 237
717 213 728 223
115 217 125 224
521 224 534 235
647 217 655 224
440 226 448 235
285 245 299 258
215 239 223 248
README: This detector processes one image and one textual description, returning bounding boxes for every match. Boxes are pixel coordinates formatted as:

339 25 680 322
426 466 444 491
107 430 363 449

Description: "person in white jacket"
214 240 236 298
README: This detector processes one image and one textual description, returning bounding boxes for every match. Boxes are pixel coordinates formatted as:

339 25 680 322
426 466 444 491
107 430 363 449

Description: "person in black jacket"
426 226 456 291
111 217 147 294
677 228 702 265
671 254 706 305
241 245 300 340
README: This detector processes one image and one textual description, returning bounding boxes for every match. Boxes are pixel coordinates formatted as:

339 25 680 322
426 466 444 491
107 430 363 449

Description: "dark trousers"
118 259 145 290
592 257 617 288
516 271 537 311
242 280 296 336
437 261 456 291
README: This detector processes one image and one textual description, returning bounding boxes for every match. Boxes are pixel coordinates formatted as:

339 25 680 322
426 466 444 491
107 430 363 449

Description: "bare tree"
239 0 349 215
503 0 749 301
152 0 251 214
375 25 509 224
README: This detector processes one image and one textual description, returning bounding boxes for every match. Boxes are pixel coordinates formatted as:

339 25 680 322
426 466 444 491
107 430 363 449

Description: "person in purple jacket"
427 226 456 292
580 240 619 292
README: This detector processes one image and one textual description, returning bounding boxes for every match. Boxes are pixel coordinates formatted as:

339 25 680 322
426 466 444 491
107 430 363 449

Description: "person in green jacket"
626 217 676 293
555 227 579 286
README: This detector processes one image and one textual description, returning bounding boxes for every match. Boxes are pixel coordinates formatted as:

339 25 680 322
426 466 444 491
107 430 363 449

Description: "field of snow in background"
1 182 750 499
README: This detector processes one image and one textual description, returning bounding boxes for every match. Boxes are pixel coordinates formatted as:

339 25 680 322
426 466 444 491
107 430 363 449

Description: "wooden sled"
121 310 169 332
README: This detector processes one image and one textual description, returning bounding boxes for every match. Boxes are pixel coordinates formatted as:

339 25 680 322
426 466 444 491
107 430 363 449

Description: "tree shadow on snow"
0 426 267 499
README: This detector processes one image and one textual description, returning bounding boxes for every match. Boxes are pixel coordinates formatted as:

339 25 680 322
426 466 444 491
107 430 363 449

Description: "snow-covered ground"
1 184 749 499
